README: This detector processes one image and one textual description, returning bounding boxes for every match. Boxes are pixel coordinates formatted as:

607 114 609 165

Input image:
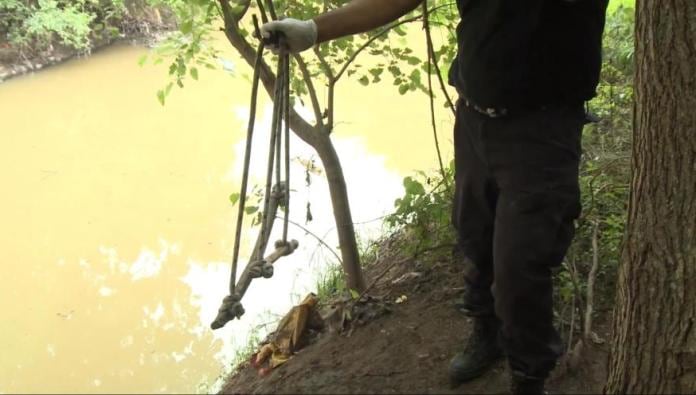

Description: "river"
0 40 451 393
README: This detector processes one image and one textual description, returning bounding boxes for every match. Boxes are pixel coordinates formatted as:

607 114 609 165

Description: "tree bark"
314 134 367 292
605 2 696 393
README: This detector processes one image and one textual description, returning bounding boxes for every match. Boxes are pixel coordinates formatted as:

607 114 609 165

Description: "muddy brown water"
0 40 451 393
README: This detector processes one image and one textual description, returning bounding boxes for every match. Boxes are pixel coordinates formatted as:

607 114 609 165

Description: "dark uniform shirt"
449 0 609 110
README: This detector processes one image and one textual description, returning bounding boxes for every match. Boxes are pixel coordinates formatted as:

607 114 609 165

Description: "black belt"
457 90 584 119
460 98 510 118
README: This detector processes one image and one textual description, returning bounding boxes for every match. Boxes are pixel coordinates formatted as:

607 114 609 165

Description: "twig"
279 216 343 265
584 221 600 339
313 46 335 80
567 286 576 354
565 251 586 341
352 214 389 226
307 228 336 269
264 0 278 20
423 1 447 184
422 2 456 115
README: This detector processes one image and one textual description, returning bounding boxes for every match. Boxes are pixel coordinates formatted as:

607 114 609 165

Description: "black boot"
510 371 546 395
449 316 503 386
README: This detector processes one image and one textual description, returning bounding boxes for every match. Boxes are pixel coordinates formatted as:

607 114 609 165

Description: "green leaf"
137 54 147 67
177 59 186 76
181 19 193 35
358 76 369 86
398 84 409 95
156 89 165 106
229 193 240 206
245 206 258 215
393 25 407 36
349 289 360 300
368 68 384 77
403 177 425 195
409 69 421 84
190 67 198 80
406 56 421 65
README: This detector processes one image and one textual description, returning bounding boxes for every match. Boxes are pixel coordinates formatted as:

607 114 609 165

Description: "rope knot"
248 259 274 279
210 294 245 329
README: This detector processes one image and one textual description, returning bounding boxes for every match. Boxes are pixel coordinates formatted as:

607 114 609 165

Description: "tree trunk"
605 2 696 393
315 134 367 292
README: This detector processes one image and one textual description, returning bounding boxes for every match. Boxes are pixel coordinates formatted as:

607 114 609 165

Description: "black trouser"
452 100 584 379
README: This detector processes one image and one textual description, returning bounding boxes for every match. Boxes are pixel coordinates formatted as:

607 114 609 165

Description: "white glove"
260 18 318 54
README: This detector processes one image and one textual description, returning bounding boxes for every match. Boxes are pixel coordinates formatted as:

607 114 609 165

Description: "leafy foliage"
228 184 265 227
143 0 458 108
316 262 346 302
385 163 455 255
0 0 173 55
139 0 220 104
1 0 97 51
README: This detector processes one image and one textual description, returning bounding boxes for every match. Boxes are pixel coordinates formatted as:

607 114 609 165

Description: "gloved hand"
260 18 318 53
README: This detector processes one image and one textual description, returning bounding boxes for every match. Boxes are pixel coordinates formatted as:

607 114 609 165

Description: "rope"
258 54 283 257
211 14 295 330
282 51 291 243
228 35 265 295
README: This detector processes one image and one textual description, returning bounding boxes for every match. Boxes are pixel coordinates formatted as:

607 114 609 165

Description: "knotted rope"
211 13 297 330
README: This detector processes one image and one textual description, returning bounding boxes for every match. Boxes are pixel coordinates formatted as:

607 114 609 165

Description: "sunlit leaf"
157 89 165 106
229 192 240 206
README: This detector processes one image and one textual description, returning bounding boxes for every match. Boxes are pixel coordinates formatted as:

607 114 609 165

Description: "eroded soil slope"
222 245 609 394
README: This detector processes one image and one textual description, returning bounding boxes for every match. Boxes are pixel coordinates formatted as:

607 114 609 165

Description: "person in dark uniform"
261 1 608 393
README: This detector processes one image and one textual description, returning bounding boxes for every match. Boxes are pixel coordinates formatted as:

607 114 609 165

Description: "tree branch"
219 3 319 146
232 0 251 21
219 0 236 24
584 221 600 340
313 46 335 80
293 53 325 129
313 47 336 131
423 3 456 114
332 3 454 84
279 216 343 265
423 1 447 183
